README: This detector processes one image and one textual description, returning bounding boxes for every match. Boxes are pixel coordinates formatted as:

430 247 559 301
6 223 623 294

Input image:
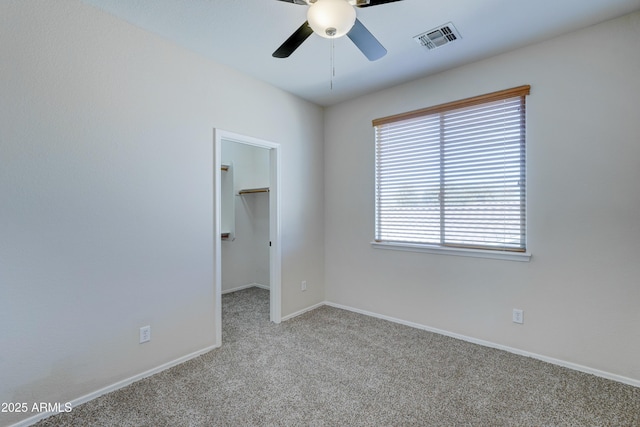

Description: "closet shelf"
238 187 269 195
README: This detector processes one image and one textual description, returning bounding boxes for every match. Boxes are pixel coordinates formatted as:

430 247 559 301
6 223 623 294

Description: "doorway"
213 129 281 346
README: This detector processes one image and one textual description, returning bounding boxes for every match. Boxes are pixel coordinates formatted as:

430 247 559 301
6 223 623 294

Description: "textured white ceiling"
82 0 640 106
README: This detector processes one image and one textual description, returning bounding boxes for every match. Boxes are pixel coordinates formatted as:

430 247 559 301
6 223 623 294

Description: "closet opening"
213 129 281 346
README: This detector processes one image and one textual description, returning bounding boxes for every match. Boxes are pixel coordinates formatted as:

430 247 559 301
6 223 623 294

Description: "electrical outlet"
139 325 151 343
512 309 524 324
301 280 307 291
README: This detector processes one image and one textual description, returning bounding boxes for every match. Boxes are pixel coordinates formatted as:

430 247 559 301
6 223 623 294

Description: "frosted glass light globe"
307 0 356 39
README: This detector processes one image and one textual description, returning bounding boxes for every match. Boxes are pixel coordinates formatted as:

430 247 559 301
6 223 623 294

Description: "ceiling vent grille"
414 22 461 51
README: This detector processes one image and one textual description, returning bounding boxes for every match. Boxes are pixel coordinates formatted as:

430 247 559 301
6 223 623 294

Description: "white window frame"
371 86 531 262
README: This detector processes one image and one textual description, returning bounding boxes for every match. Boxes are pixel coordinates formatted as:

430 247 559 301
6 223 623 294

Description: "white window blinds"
373 86 530 253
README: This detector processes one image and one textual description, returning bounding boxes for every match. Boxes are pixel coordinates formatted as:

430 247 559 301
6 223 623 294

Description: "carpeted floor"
36 287 640 426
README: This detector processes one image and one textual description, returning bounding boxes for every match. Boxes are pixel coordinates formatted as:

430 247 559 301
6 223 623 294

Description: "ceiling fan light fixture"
307 0 356 39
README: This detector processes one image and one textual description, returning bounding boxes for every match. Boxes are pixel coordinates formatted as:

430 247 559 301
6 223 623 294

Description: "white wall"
0 1 324 425
221 141 270 291
324 12 640 383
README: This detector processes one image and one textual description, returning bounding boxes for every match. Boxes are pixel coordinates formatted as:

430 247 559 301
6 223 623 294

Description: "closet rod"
238 187 269 195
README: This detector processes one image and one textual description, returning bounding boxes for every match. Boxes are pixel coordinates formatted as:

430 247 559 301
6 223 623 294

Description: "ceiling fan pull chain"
332 37 336 78
330 37 335 90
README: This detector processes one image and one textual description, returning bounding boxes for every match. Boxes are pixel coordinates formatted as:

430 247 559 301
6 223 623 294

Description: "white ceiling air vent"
414 22 462 51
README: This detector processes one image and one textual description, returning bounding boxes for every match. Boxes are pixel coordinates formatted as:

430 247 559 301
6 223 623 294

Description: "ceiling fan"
273 0 404 61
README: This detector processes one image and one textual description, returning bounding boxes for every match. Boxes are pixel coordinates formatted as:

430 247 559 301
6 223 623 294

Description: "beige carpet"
36 287 639 426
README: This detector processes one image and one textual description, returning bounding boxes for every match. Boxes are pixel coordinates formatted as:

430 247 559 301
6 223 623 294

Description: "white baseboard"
222 283 270 294
281 301 326 322
10 344 219 427
324 301 640 389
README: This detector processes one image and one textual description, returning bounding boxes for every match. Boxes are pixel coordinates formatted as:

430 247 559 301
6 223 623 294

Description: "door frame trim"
213 129 282 346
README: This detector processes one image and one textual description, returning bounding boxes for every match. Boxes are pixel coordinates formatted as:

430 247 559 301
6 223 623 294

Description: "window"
373 86 530 259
